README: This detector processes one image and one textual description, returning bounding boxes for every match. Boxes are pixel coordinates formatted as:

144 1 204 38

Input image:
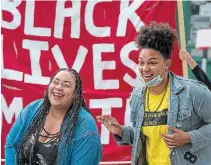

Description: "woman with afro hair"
97 22 211 165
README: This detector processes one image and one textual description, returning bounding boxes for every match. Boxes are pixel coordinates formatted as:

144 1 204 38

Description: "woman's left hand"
162 125 191 149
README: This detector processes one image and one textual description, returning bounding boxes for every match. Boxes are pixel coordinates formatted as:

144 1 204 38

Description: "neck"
49 106 69 120
149 75 169 95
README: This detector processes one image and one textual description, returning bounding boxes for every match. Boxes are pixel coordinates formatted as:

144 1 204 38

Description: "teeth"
144 75 152 77
53 93 63 97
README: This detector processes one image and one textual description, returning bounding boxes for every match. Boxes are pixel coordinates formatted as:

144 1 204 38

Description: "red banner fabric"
1 0 181 164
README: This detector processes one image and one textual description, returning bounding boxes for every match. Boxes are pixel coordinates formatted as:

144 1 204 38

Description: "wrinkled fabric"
5 100 102 165
115 72 211 165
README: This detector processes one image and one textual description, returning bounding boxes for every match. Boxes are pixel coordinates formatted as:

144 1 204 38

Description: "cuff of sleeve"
114 126 132 145
187 130 204 152
192 65 199 73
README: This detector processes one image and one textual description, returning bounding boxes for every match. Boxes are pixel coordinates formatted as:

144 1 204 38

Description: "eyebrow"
53 78 72 84
138 57 158 61
53 78 59 81
148 58 158 61
64 81 72 84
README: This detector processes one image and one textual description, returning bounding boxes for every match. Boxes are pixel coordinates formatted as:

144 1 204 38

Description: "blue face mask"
136 61 168 87
139 73 164 87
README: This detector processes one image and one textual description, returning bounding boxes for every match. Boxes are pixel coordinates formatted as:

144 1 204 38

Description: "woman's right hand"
179 49 192 61
179 49 197 69
96 115 123 137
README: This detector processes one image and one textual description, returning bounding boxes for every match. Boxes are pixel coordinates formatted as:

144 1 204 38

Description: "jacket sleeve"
192 65 211 91
114 90 139 145
71 132 102 165
187 86 211 152
4 102 32 165
114 126 134 145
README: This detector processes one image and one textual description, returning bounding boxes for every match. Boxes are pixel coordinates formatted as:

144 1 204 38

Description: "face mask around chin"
139 74 164 87
135 60 170 87
135 67 166 87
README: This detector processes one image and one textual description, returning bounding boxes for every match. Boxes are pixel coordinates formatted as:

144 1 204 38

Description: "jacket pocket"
176 109 192 131
177 109 191 120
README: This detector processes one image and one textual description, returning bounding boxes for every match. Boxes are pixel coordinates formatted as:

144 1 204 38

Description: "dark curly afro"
135 21 177 59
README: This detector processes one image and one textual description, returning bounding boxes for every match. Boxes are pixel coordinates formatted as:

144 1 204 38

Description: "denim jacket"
115 72 211 165
5 99 102 165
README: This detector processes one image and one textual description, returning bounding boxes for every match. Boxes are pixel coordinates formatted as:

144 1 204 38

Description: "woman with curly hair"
97 22 211 165
5 68 102 165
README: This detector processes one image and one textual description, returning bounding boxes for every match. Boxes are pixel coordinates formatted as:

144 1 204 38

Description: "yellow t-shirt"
141 82 171 165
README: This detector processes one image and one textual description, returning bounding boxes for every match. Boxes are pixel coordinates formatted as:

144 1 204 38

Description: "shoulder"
130 85 145 97
6 99 44 143
171 73 210 99
174 74 208 90
129 86 145 107
20 99 43 120
27 99 44 109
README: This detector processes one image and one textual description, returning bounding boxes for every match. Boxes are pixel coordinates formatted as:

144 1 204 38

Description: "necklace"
146 82 168 112
39 127 60 143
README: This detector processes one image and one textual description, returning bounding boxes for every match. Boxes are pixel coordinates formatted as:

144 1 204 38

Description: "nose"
55 84 63 91
142 64 150 72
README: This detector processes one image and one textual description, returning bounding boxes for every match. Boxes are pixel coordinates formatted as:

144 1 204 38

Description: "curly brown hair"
135 21 177 59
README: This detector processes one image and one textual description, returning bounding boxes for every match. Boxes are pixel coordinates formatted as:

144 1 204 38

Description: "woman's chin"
49 100 62 107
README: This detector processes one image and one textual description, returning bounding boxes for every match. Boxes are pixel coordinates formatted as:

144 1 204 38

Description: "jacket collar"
169 72 184 95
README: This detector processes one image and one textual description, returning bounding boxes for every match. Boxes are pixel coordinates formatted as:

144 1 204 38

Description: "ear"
165 60 171 71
